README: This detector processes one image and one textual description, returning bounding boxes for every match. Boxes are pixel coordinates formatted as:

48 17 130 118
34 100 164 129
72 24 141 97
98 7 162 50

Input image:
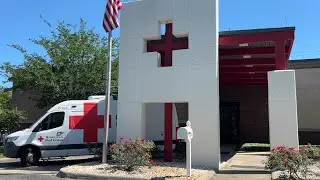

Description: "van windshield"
28 113 48 129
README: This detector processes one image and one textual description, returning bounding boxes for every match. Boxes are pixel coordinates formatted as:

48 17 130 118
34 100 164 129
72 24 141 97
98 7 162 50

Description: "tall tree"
1 19 119 108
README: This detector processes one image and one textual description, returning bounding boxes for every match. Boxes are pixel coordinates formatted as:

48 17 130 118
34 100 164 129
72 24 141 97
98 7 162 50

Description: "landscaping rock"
58 160 215 180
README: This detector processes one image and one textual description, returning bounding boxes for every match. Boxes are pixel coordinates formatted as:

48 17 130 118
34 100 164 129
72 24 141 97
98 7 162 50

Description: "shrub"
304 143 320 160
151 145 163 159
87 143 113 161
265 146 314 179
109 138 155 171
240 143 270 152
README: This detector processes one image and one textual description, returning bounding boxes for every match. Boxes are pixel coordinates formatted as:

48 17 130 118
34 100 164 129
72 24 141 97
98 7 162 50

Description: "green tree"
0 87 26 133
1 19 119 108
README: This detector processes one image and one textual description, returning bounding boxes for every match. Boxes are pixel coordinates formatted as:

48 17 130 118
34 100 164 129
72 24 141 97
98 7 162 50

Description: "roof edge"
288 58 320 69
220 27 295 37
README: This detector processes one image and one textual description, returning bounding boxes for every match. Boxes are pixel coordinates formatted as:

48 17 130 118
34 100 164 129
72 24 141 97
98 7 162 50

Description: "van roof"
48 99 103 112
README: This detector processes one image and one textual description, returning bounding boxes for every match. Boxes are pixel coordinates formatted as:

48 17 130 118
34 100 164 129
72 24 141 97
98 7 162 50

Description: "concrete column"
268 70 299 149
164 103 173 162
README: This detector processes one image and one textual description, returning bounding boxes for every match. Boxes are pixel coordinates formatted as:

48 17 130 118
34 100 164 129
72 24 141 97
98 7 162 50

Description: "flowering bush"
109 138 155 171
265 146 314 179
304 143 320 160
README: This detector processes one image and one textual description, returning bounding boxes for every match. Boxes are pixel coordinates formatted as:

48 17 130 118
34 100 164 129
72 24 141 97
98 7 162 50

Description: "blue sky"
1 0 320 86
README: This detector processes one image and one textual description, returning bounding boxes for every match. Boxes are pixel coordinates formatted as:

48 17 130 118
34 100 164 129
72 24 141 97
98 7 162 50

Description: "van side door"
31 111 68 158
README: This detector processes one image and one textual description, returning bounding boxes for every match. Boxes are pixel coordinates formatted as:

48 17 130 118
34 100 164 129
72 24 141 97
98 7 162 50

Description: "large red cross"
147 23 188 67
69 103 111 143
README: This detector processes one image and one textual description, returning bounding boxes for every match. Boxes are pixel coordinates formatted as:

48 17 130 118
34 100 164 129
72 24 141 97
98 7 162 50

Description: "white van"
3 96 117 167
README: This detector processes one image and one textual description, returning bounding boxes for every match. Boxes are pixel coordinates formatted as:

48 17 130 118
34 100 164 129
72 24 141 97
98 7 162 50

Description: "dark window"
35 116 50 132
35 112 65 132
48 112 65 129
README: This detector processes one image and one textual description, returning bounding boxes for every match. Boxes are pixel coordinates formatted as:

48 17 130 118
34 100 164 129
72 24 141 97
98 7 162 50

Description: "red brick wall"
220 85 269 143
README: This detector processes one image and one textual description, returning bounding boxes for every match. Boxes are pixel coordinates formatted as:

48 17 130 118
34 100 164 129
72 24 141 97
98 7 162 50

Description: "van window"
48 112 65 129
38 116 50 131
34 112 65 131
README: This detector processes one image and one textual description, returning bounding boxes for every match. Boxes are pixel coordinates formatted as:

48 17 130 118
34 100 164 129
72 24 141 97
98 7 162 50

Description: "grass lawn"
0 146 4 158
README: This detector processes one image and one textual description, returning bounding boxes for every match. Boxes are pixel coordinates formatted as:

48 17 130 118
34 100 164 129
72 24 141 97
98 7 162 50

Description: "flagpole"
102 31 113 164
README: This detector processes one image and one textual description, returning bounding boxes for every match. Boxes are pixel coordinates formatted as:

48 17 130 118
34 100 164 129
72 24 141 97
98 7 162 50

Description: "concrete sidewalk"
213 152 271 180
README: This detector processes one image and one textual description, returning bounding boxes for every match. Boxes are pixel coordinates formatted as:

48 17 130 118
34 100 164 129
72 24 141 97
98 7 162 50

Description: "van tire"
20 147 40 167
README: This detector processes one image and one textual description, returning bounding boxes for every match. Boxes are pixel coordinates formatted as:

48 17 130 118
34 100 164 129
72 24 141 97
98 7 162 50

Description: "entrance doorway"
220 102 240 144
145 102 189 161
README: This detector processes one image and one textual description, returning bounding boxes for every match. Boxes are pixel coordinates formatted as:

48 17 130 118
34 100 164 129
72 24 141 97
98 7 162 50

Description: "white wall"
98 99 118 143
268 70 299 149
295 68 320 130
118 0 220 169
145 103 178 142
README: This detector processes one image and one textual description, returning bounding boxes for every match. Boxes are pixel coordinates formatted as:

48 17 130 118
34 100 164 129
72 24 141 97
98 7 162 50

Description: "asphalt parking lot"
0 156 95 180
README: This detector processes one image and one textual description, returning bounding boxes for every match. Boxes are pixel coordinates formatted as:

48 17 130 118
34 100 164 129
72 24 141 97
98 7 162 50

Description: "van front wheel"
20 147 40 167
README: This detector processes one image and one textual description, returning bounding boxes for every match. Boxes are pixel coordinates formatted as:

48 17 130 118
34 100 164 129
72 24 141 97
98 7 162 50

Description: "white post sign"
177 121 193 177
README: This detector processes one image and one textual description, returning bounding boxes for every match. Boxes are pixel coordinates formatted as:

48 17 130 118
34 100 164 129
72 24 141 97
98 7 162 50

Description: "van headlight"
6 136 19 143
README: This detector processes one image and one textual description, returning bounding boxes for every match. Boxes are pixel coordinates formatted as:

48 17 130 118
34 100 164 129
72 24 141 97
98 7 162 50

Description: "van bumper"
3 142 19 158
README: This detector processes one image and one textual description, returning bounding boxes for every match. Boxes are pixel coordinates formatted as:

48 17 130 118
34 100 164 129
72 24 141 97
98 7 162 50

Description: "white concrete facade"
268 70 299 149
117 0 220 169
145 103 178 142
295 68 320 130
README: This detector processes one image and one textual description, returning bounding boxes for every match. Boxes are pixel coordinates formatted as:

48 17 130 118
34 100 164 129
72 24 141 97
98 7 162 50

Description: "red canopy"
219 27 295 86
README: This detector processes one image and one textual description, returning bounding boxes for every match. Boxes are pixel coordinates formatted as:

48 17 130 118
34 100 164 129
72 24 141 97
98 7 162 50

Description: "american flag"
103 0 123 33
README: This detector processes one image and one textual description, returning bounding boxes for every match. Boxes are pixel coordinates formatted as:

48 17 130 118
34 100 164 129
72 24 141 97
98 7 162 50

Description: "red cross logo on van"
69 103 111 143
38 136 44 142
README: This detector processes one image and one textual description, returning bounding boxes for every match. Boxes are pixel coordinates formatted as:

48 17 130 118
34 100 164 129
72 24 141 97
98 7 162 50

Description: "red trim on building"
164 103 173 162
220 59 276 66
219 28 295 86
219 31 294 45
220 47 290 56
220 66 275 73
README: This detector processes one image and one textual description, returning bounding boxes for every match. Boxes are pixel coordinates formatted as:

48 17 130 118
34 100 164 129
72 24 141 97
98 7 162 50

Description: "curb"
197 171 216 180
58 168 149 180
58 168 215 180
0 158 15 161
220 161 230 169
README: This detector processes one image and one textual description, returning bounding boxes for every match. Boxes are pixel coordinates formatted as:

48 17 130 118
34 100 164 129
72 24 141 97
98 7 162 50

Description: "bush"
303 143 320 160
151 145 163 159
110 138 155 171
240 143 270 152
265 146 314 179
87 143 104 161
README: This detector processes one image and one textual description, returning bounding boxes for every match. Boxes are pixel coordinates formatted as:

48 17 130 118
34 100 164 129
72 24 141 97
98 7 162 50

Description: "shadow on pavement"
0 157 97 172
221 152 235 163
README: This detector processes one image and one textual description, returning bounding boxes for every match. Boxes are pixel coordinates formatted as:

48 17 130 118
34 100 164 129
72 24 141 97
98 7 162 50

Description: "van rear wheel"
20 147 40 167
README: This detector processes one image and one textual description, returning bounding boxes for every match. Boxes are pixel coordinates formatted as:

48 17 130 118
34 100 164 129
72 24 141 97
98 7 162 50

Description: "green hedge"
240 143 320 157
240 143 271 152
